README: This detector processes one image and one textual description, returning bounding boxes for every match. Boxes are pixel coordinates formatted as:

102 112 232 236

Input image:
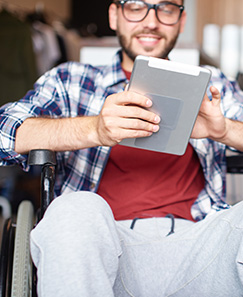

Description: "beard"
117 29 180 62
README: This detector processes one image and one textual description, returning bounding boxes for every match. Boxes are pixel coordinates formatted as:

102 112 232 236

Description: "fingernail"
153 125 160 132
146 99 152 107
154 115 160 123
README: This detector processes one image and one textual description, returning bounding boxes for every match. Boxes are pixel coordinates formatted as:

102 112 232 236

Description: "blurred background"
1 0 243 89
0 0 243 228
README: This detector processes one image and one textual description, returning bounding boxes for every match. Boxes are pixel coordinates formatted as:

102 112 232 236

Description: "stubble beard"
117 30 180 62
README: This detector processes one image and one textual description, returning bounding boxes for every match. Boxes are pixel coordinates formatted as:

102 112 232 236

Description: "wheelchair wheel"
11 201 34 297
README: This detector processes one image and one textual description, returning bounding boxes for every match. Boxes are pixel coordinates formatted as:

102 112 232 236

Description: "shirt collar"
100 49 127 91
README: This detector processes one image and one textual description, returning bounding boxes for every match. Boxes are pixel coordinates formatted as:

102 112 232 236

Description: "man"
1 0 243 296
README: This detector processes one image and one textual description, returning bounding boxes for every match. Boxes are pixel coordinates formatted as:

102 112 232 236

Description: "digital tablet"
119 55 212 155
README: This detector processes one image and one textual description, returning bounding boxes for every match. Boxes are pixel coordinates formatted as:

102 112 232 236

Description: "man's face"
109 0 186 71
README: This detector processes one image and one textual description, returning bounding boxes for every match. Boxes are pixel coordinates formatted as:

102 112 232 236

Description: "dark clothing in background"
0 9 38 105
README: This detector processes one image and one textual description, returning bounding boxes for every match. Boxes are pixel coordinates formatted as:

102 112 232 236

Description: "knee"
31 191 116 253
43 191 113 222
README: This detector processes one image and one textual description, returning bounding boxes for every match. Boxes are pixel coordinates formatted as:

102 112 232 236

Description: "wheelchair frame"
0 150 56 297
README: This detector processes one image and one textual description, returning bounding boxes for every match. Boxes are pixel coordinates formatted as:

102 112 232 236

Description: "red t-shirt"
97 144 204 221
97 69 205 221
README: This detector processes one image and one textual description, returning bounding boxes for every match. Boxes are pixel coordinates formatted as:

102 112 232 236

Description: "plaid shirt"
0 50 243 221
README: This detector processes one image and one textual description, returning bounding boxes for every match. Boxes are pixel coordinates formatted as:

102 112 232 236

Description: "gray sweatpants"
30 191 243 296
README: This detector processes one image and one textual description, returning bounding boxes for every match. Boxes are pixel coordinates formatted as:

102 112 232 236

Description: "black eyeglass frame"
115 0 185 26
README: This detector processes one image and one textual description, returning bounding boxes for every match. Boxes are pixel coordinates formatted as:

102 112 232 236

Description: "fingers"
201 86 220 108
104 91 160 125
97 91 161 146
109 123 157 143
110 91 153 108
114 116 160 133
210 86 220 96
101 104 160 137
108 104 160 124
209 86 221 105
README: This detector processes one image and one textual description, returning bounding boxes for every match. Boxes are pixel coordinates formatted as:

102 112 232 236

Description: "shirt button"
90 183 96 189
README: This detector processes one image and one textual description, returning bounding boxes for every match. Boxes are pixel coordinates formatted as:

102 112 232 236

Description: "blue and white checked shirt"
0 50 243 221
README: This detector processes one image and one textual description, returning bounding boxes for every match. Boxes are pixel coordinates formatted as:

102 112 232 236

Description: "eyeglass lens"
123 1 182 25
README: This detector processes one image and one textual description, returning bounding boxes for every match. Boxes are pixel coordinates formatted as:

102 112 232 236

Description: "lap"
115 203 243 296
32 192 243 296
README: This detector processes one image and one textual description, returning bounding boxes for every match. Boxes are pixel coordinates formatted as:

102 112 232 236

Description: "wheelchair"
0 150 56 297
0 148 243 297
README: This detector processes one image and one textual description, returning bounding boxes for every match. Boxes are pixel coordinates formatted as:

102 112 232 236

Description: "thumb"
210 86 221 106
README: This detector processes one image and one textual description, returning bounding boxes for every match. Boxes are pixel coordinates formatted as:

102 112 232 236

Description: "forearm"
15 91 161 154
15 116 101 154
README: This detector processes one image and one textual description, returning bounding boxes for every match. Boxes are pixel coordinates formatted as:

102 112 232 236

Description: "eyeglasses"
115 0 184 26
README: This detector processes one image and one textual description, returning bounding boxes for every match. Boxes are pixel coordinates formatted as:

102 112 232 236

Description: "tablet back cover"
119 56 211 155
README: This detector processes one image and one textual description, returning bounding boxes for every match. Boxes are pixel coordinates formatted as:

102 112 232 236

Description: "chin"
140 51 168 60
132 45 170 59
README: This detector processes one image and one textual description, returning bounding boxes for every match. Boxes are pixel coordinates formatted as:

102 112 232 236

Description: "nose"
142 7 160 29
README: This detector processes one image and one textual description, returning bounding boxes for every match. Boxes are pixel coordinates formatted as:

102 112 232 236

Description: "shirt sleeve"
0 62 79 169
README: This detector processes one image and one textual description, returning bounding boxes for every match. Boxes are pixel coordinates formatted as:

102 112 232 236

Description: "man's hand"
191 86 243 151
191 86 226 140
96 91 160 146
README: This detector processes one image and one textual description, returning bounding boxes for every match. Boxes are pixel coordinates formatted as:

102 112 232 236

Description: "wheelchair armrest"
226 154 243 174
27 149 57 219
27 149 56 167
